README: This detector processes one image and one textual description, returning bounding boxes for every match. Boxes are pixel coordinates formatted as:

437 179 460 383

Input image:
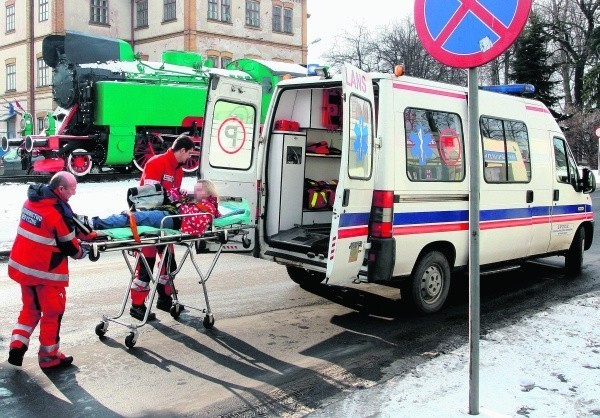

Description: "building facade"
0 0 308 138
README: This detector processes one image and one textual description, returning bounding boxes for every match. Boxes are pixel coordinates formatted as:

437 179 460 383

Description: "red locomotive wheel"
67 149 93 177
133 134 165 172
182 153 200 173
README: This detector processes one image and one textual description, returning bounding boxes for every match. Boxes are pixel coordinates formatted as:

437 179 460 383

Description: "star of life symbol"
409 125 434 165
353 115 369 161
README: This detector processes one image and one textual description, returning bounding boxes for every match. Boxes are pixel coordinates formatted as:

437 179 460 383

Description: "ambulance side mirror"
579 167 596 194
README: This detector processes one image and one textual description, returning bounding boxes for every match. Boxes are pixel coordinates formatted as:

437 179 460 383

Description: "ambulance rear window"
404 108 465 182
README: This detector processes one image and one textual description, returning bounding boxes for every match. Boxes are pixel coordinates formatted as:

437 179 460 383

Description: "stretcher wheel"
203 315 215 329
242 236 251 249
170 304 182 319
89 246 100 262
218 230 228 244
95 322 107 338
125 332 137 349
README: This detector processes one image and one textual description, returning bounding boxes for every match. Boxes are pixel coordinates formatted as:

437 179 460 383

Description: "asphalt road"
1 192 599 417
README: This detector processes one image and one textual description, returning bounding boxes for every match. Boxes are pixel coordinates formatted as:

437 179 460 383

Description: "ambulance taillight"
369 190 394 238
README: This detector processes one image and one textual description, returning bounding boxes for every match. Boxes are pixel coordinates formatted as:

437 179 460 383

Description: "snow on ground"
310 291 600 417
1 177 599 417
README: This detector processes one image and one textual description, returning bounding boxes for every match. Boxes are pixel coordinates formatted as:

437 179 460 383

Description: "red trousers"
130 245 176 305
10 284 67 367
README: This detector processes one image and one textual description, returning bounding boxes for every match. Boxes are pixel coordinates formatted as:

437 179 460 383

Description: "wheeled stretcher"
79 198 253 348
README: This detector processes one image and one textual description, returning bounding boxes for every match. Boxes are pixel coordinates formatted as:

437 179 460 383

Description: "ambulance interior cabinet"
267 133 306 234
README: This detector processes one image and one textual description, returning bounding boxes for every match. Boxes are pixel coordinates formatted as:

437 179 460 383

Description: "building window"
37 117 45 133
37 58 49 87
221 56 231 69
207 0 218 20
221 0 231 22
283 8 292 33
245 1 260 27
90 0 108 24
208 0 230 23
272 6 281 32
6 5 15 32
163 0 176 21
6 64 16 91
39 0 49 22
136 0 148 28
207 55 219 68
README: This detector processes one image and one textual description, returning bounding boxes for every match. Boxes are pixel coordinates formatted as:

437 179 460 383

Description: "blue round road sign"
415 0 533 68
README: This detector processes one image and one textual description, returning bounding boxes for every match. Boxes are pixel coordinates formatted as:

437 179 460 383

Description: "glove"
76 247 89 260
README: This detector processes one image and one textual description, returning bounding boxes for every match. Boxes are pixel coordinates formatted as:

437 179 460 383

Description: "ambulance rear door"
200 75 263 249
326 64 376 283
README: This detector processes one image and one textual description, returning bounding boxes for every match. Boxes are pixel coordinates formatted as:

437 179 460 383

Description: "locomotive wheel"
66 148 93 177
182 153 200 173
133 134 167 172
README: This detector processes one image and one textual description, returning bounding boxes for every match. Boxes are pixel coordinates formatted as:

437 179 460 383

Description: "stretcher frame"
80 212 253 348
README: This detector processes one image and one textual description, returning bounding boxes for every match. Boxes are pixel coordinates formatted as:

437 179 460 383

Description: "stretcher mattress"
82 197 251 242
215 198 251 228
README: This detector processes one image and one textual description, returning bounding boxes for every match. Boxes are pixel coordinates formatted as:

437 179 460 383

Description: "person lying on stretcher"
76 180 220 237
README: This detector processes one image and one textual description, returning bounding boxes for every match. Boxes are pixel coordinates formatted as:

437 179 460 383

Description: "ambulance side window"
553 137 578 187
207 100 256 170
480 117 531 183
404 108 465 182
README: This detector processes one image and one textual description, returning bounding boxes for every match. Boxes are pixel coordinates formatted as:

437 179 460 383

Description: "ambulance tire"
407 251 451 314
286 266 326 286
565 227 584 277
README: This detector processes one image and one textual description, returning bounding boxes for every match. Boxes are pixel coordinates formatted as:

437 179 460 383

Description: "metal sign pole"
468 67 480 415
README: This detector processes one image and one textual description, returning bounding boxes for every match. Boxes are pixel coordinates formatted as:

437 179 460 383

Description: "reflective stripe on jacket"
140 148 183 191
8 184 80 286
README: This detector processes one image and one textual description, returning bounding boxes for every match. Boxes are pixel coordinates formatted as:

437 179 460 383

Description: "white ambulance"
199 64 596 313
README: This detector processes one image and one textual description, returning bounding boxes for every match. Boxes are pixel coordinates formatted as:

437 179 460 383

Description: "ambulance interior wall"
266 87 342 237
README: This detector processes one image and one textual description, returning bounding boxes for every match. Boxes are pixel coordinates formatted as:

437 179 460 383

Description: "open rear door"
200 75 262 250
326 64 376 283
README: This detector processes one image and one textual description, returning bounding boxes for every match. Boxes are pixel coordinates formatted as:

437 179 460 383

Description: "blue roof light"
307 63 320 76
480 84 535 95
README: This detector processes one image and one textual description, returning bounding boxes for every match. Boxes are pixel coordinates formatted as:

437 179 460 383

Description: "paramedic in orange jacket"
7 171 87 371
130 134 194 320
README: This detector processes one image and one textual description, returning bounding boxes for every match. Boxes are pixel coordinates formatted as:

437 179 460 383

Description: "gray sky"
307 0 414 63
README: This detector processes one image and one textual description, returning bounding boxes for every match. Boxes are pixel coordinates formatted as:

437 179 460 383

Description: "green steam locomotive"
1 31 306 176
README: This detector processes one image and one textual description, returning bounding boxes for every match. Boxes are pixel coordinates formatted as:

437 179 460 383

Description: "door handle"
342 189 350 207
553 189 559 201
526 190 534 203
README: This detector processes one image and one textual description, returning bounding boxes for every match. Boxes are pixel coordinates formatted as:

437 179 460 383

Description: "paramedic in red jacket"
130 134 195 320
7 171 87 371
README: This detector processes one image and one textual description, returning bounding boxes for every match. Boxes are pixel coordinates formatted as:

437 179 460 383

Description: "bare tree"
323 22 381 73
537 0 599 109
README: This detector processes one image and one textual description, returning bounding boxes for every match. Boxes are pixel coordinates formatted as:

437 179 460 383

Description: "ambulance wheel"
203 315 215 329
286 266 326 286
406 251 450 314
565 227 585 277
170 304 182 319
125 333 137 349
95 322 107 338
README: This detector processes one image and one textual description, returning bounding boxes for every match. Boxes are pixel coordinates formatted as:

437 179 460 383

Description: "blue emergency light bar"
307 64 331 78
480 84 535 95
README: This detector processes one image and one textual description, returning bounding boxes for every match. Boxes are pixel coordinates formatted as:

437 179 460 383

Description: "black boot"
130 304 156 321
156 295 173 312
8 346 27 367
